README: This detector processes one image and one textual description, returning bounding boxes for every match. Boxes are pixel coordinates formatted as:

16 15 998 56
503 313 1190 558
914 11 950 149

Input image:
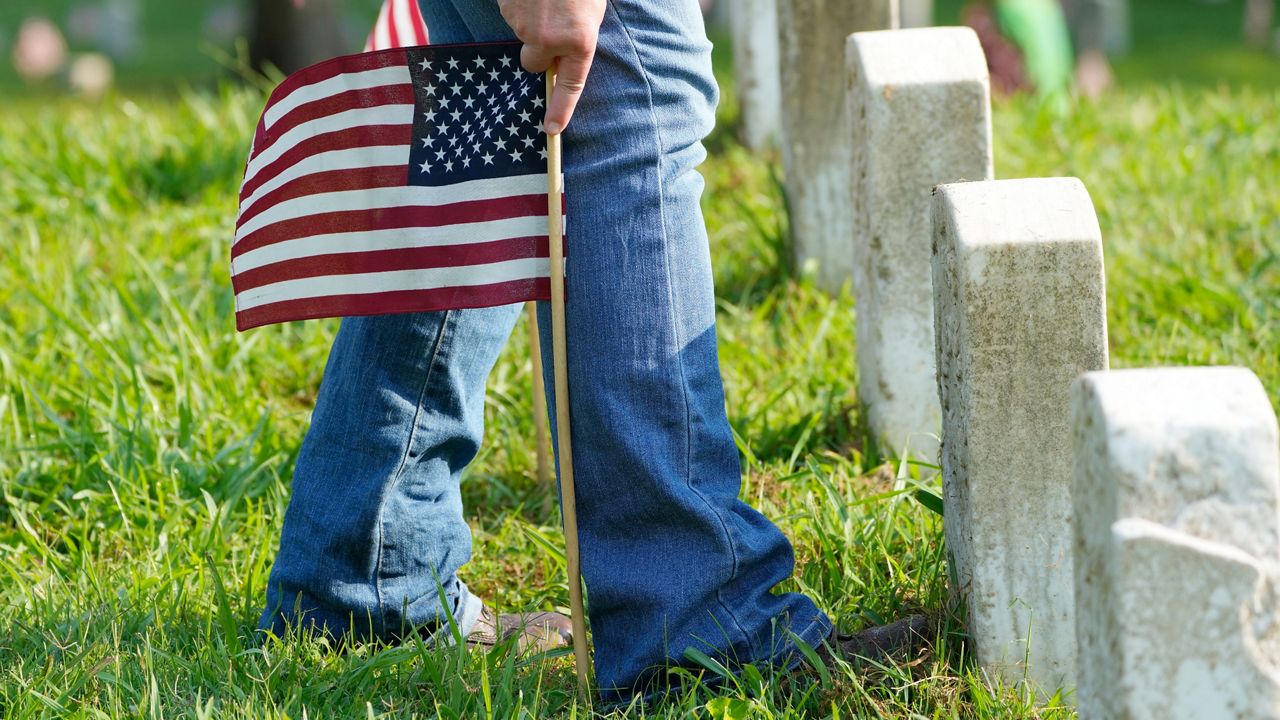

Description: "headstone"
730 0 783 150
1072 367 1280 719
899 0 933 27
931 177 1109 696
777 0 898 291
847 27 991 461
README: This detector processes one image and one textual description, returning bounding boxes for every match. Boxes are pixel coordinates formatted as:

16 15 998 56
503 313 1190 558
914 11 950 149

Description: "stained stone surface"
1072 367 1280 719
847 27 992 460
777 0 897 292
931 177 1109 696
730 0 782 150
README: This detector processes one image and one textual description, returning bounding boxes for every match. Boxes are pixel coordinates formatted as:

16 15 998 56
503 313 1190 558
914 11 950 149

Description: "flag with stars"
231 42 558 331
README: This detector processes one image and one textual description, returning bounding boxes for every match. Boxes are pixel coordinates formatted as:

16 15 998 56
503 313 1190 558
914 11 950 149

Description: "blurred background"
1 0 1277 99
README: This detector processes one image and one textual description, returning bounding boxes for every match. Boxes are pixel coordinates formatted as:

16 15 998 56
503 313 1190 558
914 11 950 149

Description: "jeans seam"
372 310 455 630
604 0 754 659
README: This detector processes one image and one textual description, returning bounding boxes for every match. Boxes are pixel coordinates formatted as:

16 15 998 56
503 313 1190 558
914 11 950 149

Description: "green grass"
1 68 1277 720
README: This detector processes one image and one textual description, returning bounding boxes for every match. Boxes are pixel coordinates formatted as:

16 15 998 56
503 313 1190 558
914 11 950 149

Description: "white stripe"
392 0 416 47
239 145 409 214
372 5 393 52
265 65 410 131
235 174 548 244
243 104 414 187
234 258 551 311
232 215 553 274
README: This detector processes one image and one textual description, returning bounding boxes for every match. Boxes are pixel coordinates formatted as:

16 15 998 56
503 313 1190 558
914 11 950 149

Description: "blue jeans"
258 0 832 702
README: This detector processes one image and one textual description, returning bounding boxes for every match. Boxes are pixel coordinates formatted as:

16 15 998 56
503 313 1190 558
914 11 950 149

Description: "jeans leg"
533 0 832 701
259 304 522 640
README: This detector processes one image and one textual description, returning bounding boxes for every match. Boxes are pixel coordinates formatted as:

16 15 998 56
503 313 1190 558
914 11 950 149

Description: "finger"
544 51 593 135
520 43 555 74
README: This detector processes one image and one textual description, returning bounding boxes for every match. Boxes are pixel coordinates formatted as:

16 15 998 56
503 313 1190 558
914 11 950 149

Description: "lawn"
2 40 1278 720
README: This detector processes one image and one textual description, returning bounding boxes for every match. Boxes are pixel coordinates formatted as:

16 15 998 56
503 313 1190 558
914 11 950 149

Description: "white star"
462 96 476 109
500 81 511 93
494 138 508 150
450 83 464 95
488 69 502 82
419 159 432 173
539 148 548 160
532 96 544 109
425 84 437 96
435 124 450 136
521 136 535 149
517 110 532 123
482 126 494 138
450 109 464 122
447 58 460 69
423 109 437 122
476 83 489 96
444 159 455 171
449 135 460 146
438 96 451 108
500 55 513 67
507 98 518 110
461 69 474 82
418 58 431 72
473 56 486 68
519 83 531 96
509 149 523 162
421 136 434 147
434 148 447 161
481 152 494 165
462 121 472 132
461 156 471 168
506 122 520 135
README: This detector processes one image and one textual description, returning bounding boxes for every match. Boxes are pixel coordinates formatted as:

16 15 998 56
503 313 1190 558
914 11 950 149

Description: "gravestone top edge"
933 177 1101 250
846 26 989 87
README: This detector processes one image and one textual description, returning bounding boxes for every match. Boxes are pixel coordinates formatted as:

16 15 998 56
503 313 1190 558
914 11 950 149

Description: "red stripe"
232 193 548 259
239 165 409 226
408 0 429 45
235 278 551 331
265 50 408 118
260 84 414 152
386 0 401 49
232 236 550 292
241 124 412 202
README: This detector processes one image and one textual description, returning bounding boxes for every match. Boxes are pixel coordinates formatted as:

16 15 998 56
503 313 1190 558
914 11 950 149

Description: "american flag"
364 0 429 52
231 42 557 331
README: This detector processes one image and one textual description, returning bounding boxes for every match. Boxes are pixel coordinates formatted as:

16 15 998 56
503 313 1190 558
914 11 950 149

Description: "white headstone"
931 177 1109 696
899 0 933 27
777 0 898 292
1072 367 1280 719
847 27 992 461
729 0 783 150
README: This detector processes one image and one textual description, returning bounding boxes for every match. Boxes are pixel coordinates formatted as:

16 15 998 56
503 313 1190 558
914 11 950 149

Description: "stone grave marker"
730 0 783 150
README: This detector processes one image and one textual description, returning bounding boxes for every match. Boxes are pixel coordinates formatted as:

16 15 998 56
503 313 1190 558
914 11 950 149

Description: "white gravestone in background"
847 27 992 460
931 177 1109 697
777 0 898 292
730 0 783 150
1072 367 1280 720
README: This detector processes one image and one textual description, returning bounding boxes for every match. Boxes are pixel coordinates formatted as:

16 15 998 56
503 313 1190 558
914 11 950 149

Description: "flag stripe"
409 1 428 44
246 104 414 183
241 125 412 202
232 215 561 274
233 193 549 258
265 49 407 112
265 66 411 131
239 145 409 213
233 236 551 292
392 0 414 50
238 165 408 226
236 174 547 243
265 83 415 144
235 257 551 311
235 278 550 331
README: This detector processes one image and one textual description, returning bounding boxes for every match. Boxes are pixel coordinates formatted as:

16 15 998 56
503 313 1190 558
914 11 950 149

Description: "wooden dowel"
545 67 590 695
526 302 553 508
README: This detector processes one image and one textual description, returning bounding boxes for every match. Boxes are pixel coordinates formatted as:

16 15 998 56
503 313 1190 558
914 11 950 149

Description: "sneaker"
814 614 932 667
465 605 574 654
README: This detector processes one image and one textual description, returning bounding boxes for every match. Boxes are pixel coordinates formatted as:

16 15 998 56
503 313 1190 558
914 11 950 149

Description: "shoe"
465 605 574 653
814 614 932 667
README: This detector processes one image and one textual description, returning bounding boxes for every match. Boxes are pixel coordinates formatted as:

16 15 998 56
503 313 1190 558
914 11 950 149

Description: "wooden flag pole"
526 303 553 505
546 67 590 694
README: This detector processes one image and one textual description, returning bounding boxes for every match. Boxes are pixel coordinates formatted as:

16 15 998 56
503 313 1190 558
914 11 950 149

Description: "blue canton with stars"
407 44 547 187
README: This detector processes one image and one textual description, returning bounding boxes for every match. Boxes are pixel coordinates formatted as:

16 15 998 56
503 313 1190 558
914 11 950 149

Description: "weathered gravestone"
730 0 783 150
847 27 992 460
1072 367 1280 719
777 0 898 291
931 177 1109 696
899 0 933 27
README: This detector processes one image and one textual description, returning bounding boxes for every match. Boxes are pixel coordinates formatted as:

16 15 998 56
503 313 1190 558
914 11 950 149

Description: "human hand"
497 0 606 135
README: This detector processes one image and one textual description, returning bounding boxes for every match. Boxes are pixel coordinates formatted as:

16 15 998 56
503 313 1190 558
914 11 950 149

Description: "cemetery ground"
2 69 1278 720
